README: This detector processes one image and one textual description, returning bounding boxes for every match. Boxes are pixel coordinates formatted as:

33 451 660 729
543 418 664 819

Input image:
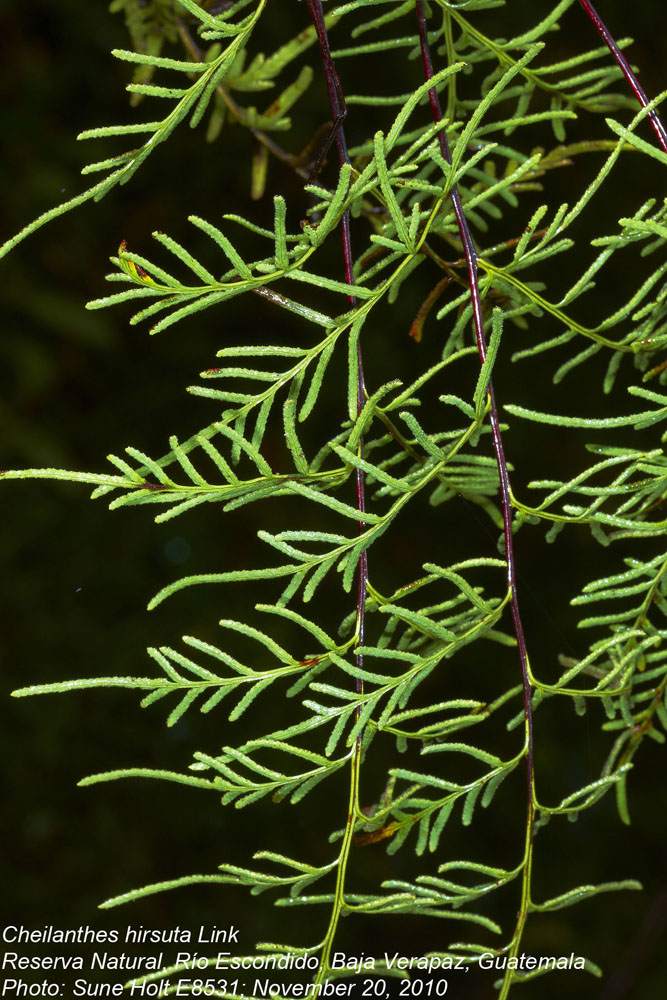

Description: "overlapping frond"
4 0 666 996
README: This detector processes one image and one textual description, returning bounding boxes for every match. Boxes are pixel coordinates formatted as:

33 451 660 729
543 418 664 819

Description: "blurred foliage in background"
1 2 666 998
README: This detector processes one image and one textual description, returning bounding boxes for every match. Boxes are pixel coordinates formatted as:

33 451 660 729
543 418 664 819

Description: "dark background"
1 2 666 998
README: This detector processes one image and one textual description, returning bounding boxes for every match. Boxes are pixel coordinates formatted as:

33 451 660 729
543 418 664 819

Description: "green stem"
315 739 363 982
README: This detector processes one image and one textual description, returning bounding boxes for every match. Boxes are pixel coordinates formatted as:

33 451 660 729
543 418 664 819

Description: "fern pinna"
2 1 666 997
